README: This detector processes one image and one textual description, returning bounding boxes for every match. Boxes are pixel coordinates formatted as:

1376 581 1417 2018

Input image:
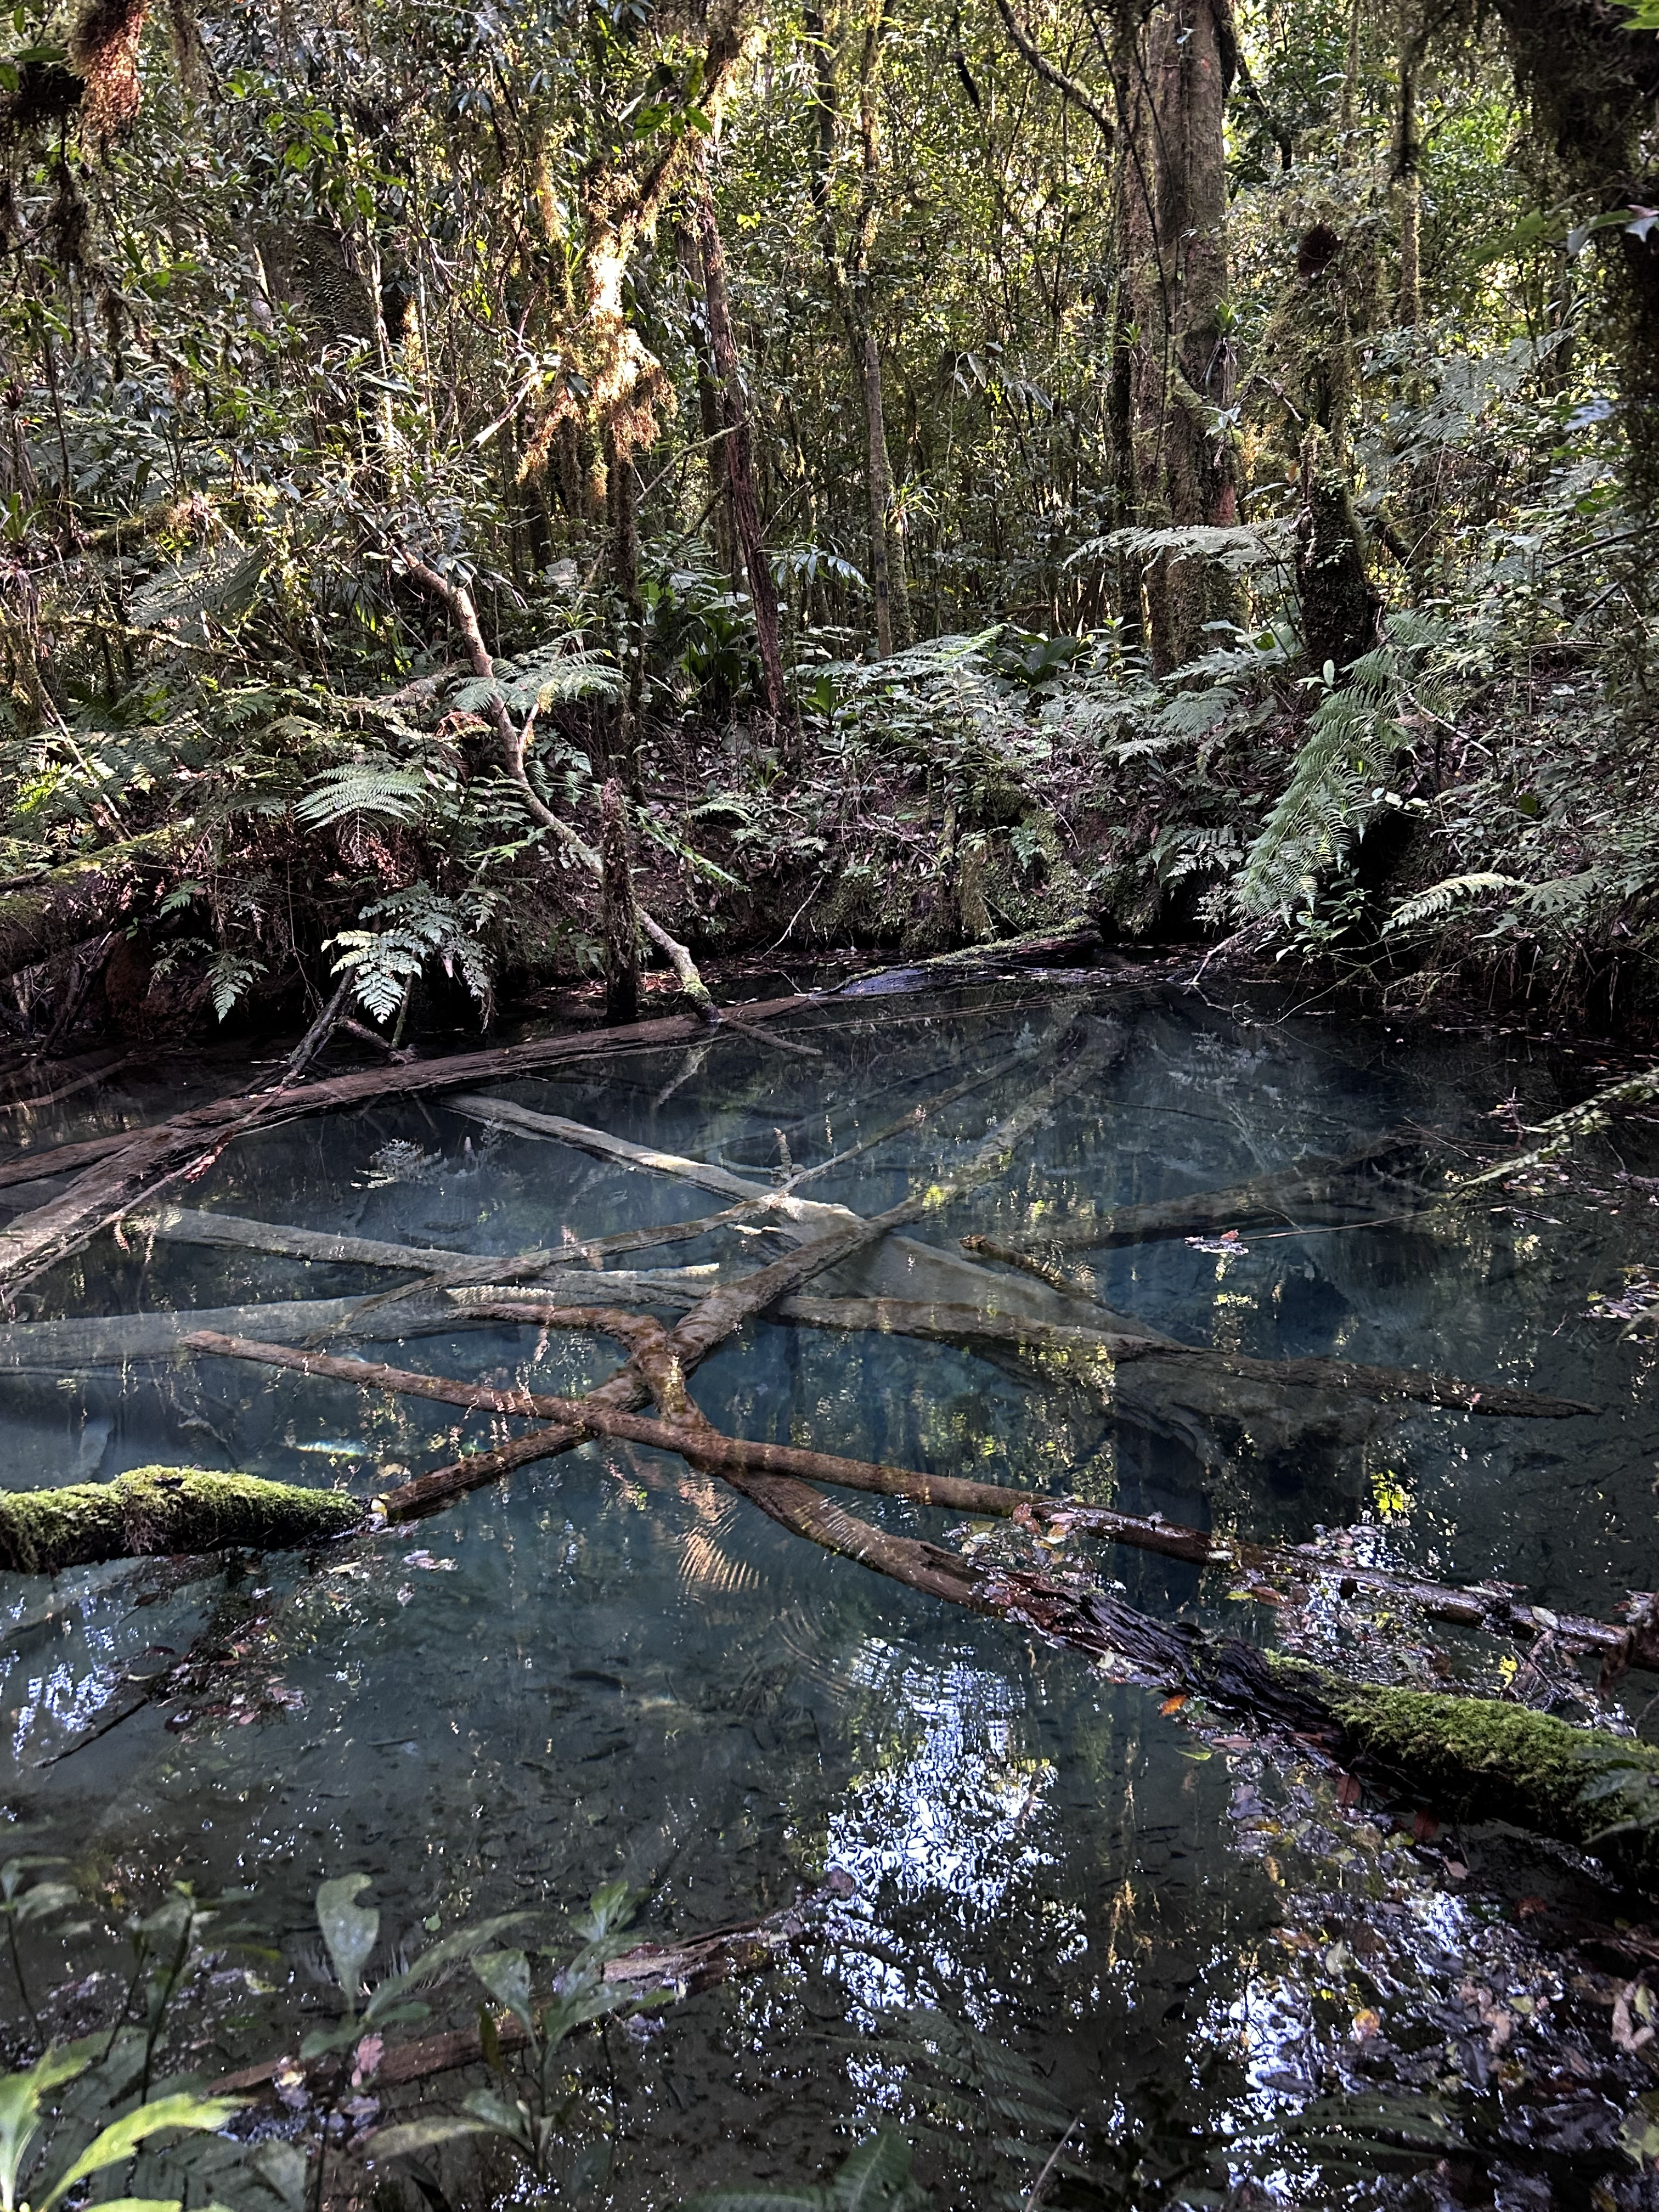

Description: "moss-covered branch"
0 1466 364 1574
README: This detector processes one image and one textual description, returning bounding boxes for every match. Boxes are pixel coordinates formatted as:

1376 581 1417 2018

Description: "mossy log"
0 1466 365 1574
1257 1657 1659 1893
0 828 190 985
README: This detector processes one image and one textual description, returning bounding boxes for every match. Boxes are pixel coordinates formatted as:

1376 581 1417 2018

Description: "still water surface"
1 975 1655 2207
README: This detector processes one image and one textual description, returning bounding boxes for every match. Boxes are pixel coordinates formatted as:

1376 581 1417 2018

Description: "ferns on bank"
294 758 432 828
1235 616 1453 917
327 884 503 1024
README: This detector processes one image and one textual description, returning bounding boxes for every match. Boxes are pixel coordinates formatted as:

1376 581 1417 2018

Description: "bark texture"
1117 0 1243 669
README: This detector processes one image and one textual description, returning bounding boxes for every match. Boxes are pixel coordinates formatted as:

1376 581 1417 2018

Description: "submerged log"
0 1465 362 1573
96 1322 1655 1891
212 1874 856 2104
0 1273 718 1372
774 1296 1595 1420
0 993 815 1296
964 1132 1438 1275
126 1199 780 1278
178 1330 1644 1674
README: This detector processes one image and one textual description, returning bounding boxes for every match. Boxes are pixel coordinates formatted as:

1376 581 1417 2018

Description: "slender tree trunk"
600 776 641 1023
693 159 789 728
1116 0 1242 670
679 222 740 583
1394 9 1424 327
808 0 912 659
605 425 644 795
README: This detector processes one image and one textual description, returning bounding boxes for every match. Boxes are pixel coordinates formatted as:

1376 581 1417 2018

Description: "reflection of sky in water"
824 1646 1065 2028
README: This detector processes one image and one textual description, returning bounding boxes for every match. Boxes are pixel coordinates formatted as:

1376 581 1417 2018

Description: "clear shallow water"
1 977 1657 2208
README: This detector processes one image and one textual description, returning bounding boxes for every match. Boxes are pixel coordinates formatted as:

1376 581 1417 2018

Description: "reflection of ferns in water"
840 2006 1094 2209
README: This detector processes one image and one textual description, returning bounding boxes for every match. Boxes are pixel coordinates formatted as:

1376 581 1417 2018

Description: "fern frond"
326 884 501 1024
1384 872 1529 932
295 759 430 828
1068 523 1291 574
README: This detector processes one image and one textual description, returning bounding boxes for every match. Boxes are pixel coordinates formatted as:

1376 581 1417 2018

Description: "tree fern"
450 642 622 719
1066 522 1292 574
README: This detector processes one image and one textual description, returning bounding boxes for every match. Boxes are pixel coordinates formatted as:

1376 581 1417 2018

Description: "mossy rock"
0 1466 365 1574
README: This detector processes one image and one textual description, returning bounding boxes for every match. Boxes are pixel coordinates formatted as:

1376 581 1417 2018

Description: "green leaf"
315 1876 378 2009
40 2094 241 2211
368 2116 494 2160
471 1951 533 2041
0 2049 87 2212
364 1914 532 2022
832 2131 917 2208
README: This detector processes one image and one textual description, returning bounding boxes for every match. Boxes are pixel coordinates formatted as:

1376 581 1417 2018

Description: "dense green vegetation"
3 0 1659 1041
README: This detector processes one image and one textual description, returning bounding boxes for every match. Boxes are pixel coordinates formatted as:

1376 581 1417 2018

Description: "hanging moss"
0 1466 365 1575
1271 1658 1659 1891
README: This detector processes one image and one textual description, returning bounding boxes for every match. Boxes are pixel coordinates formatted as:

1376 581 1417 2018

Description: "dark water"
1 977 1656 2209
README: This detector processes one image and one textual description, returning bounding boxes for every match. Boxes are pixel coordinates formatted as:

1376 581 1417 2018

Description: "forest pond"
1 972 1656 2210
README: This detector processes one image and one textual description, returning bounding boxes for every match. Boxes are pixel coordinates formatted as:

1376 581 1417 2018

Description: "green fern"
1237 617 1452 916
451 642 622 720
1068 522 1291 574
1384 871 1529 932
207 951 267 1020
294 757 430 828
326 884 501 1024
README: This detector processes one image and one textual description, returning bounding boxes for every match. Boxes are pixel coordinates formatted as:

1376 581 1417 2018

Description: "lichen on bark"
0 1465 365 1573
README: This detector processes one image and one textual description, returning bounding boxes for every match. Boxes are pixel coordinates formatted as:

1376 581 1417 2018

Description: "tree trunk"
1393 7 1424 326
678 223 740 585
605 426 644 794
1487 0 1659 525
1115 0 1243 670
1295 424 1383 676
600 776 641 1023
808 0 913 659
693 160 790 729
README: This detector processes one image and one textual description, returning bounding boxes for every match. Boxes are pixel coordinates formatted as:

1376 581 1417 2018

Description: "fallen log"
70 1326 1655 1889
126 1200 769 1280
0 1049 133 1117
0 1465 361 1573
836 920 1105 996
445 1036 1127 1325
0 993 815 1298
176 1330 1643 1674
0 1274 718 1373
